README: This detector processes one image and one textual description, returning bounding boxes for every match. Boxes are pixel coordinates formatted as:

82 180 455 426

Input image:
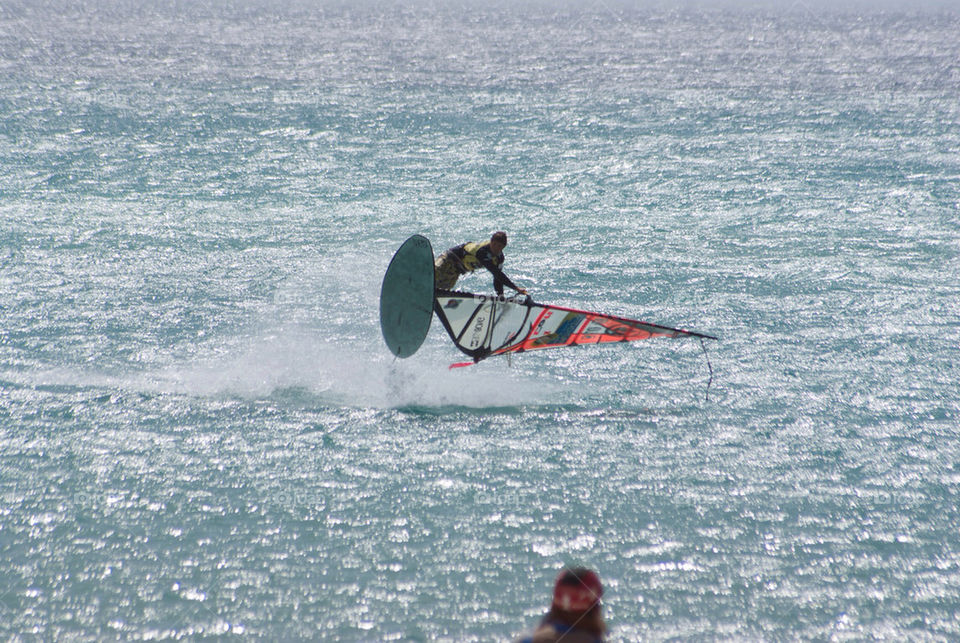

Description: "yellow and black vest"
454 240 503 273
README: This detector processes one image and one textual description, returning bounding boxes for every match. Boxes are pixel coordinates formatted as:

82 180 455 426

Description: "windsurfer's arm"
477 249 526 295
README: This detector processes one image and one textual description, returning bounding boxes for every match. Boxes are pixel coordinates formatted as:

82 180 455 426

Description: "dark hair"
556 568 600 594
491 231 508 245
558 567 591 584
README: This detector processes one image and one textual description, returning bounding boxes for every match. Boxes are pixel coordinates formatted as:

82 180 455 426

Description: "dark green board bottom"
379 234 435 358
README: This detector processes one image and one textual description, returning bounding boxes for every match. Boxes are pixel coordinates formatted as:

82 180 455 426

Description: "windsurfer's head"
490 231 508 253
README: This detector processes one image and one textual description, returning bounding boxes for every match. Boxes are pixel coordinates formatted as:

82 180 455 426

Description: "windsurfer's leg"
434 255 460 290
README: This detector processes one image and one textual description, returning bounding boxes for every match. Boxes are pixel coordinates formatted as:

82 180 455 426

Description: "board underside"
379 234 435 358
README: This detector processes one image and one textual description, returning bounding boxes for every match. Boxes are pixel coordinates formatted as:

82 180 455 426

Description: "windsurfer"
434 231 528 296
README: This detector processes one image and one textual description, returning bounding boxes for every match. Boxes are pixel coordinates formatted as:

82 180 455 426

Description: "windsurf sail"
433 289 717 367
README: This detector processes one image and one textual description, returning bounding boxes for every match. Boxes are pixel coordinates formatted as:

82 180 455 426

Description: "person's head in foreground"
516 567 606 643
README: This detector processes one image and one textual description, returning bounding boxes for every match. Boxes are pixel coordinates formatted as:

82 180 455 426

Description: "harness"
450 240 503 274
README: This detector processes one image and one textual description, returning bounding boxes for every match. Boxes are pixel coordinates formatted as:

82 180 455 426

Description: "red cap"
552 568 603 611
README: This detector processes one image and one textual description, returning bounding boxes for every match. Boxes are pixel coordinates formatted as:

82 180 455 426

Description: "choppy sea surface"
2 0 959 639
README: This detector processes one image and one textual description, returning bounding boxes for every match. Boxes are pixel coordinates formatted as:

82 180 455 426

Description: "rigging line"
699 337 714 402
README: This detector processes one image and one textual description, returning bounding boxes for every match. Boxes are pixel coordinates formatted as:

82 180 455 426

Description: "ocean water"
2 0 959 639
